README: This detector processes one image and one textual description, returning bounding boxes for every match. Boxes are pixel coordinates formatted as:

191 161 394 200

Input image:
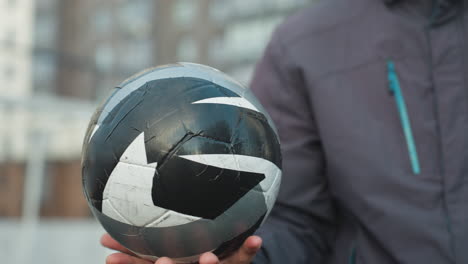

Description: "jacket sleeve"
250 30 337 263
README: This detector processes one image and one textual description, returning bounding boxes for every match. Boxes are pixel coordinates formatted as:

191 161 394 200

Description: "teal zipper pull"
349 245 357 264
387 60 421 175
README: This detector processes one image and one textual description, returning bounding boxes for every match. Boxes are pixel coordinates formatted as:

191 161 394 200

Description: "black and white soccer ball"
81 63 282 263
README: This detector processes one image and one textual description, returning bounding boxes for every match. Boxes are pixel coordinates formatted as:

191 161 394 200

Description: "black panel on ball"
153 156 265 219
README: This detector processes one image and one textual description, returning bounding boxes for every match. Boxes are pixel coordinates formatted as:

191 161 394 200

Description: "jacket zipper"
425 1 456 259
386 60 421 175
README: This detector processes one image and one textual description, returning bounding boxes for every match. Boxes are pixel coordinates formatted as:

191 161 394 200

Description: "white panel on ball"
102 132 164 226
146 210 203 228
192 97 259 112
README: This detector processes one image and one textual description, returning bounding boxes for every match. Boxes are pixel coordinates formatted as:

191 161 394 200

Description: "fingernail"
199 252 219 264
249 236 262 249
156 257 173 264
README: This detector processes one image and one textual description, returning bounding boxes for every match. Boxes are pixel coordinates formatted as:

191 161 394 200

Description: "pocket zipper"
387 60 421 175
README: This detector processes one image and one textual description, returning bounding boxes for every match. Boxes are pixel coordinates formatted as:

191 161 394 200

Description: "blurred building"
0 0 35 217
1 0 314 263
1 0 311 219
169 0 309 83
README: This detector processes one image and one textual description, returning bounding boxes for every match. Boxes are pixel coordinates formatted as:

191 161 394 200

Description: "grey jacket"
250 0 468 263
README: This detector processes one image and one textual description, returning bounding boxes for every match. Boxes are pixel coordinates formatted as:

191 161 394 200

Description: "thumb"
227 236 262 264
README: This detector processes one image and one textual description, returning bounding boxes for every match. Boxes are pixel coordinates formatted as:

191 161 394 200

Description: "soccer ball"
81 63 282 263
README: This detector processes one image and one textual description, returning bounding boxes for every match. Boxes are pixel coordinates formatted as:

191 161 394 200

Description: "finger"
101 233 136 256
106 252 153 264
242 236 262 255
199 252 220 264
231 236 262 264
155 257 176 264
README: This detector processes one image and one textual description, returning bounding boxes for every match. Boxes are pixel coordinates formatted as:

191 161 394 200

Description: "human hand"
101 233 262 264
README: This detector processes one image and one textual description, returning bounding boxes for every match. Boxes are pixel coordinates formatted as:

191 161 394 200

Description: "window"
177 36 197 62
4 65 15 79
33 52 56 93
95 44 114 73
2 30 15 49
118 40 153 71
119 0 152 38
173 0 195 27
34 13 56 48
93 7 112 35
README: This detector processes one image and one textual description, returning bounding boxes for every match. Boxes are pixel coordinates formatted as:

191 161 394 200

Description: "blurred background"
0 0 313 263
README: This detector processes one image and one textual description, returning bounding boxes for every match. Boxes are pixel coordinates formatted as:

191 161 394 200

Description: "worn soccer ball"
81 63 282 263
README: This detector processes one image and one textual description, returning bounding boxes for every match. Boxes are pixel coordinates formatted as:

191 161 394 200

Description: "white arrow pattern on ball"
102 132 201 227
192 97 259 112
